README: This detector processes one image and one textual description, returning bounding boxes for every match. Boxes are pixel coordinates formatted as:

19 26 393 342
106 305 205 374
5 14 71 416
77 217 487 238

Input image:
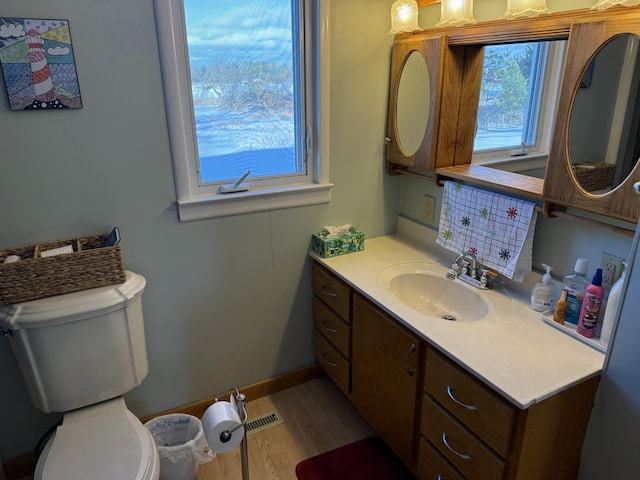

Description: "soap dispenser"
531 263 554 312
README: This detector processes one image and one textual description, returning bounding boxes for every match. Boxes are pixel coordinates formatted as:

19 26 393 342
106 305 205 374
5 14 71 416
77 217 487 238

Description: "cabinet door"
386 35 446 171
352 293 422 466
543 20 640 222
386 35 483 173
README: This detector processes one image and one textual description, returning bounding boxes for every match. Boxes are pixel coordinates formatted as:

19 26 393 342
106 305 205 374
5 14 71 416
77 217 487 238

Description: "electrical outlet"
600 252 624 290
423 195 436 222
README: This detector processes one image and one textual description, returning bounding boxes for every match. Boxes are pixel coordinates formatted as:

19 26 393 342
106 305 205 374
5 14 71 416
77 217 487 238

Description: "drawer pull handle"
447 385 478 411
322 352 337 367
442 432 471 461
321 286 337 297
321 320 337 334
405 343 416 376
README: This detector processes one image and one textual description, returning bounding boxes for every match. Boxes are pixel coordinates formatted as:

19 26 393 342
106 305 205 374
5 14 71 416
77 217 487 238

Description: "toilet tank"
0 271 148 413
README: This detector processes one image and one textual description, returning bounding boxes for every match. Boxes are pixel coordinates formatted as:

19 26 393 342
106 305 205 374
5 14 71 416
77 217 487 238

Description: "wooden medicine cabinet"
386 35 483 173
387 7 640 224
544 19 640 223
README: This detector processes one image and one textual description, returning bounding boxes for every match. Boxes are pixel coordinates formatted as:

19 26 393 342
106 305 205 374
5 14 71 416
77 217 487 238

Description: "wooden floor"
10 376 375 480
197 376 375 479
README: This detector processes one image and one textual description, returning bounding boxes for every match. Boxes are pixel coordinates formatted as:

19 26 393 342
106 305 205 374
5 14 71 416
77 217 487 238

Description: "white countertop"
310 217 605 409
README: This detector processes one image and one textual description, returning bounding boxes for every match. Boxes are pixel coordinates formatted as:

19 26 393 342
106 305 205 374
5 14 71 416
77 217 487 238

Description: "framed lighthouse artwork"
0 18 82 110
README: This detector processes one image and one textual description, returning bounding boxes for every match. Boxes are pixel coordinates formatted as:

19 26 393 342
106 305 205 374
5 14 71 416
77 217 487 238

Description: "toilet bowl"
35 397 159 480
0 271 157 480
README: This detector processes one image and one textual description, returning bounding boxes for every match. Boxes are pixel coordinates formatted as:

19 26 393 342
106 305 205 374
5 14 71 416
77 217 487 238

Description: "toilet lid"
37 399 158 480
0 271 146 329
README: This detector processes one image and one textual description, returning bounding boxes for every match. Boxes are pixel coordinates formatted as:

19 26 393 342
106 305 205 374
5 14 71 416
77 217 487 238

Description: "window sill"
177 182 334 222
472 153 548 174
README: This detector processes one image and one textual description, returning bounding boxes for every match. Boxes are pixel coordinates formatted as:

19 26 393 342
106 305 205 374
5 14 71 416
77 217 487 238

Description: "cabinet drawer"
314 297 351 358
422 396 505 480
424 349 514 457
312 262 351 321
314 331 350 394
418 437 464 480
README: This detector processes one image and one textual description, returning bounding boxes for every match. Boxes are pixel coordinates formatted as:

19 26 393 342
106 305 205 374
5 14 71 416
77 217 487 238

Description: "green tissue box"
312 226 365 258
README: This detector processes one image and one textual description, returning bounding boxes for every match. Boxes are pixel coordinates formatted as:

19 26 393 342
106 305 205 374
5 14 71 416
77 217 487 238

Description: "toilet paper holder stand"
212 387 250 480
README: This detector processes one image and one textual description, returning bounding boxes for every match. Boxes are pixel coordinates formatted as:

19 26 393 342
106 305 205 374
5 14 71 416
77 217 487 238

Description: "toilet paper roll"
202 400 244 454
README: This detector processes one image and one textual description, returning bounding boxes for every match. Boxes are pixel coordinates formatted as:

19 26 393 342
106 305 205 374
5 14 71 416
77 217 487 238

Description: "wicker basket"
0 233 126 304
572 162 616 192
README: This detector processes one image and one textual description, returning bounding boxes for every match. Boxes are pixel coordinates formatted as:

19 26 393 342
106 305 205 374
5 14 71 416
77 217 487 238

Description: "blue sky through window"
184 0 292 66
183 0 298 184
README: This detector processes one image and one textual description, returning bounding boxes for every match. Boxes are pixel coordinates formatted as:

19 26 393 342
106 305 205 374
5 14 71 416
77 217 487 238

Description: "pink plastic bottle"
576 268 604 338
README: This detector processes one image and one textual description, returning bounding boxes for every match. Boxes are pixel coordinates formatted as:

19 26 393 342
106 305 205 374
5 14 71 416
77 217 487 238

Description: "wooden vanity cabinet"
351 293 423 467
312 261 600 479
312 262 352 397
420 348 600 480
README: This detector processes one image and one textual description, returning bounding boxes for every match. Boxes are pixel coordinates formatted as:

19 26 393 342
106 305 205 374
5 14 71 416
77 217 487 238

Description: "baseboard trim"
4 364 324 479
140 363 324 422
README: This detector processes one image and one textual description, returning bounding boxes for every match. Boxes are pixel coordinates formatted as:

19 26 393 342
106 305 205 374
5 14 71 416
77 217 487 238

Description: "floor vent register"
245 409 284 435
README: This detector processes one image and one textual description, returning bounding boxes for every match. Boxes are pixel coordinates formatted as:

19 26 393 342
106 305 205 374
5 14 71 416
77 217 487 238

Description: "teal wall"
0 0 634 462
0 0 399 458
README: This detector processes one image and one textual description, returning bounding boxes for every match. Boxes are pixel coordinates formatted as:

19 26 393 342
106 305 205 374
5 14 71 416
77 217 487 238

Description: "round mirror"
396 51 430 156
569 33 640 194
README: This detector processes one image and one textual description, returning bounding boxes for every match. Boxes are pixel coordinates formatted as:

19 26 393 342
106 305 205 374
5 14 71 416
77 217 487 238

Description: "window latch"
305 127 312 159
511 142 529 157
219 170 251 194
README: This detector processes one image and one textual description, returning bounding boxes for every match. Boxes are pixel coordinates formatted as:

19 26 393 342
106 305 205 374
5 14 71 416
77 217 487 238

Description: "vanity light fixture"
436 0 476 27
388 0 421 35
502 0 551 20
591 0 640 10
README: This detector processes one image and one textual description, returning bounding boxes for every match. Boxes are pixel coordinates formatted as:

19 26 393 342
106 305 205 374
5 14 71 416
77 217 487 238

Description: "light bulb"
435 0 476 28
502 0 551 20
388 0 421 35
591 0 640 10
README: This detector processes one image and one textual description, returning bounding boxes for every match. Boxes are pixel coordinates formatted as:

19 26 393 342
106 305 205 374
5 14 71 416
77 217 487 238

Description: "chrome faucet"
456 251 478 279
447 250 496 290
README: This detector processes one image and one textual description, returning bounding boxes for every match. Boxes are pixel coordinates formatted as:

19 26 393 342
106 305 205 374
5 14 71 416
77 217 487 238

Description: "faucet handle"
447 261 460 280
470 266 478 279
460 262 469 276
480 269 499 288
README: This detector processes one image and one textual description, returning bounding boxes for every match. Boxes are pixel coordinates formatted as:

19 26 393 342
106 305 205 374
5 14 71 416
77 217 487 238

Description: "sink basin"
377 263 490 322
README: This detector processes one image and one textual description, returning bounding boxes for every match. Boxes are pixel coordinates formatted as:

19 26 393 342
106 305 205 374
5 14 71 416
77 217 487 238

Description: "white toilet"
0 271 160 480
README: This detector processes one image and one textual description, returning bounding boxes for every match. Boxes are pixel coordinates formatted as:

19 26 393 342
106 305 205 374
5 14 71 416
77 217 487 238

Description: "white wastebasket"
145 413 214 480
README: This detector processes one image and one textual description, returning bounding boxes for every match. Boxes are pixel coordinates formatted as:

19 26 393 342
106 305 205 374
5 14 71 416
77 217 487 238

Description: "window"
154 0 331 221
472 40 566 173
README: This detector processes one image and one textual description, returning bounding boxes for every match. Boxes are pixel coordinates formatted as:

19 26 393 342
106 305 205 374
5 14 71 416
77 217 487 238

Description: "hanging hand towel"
437 181 537 282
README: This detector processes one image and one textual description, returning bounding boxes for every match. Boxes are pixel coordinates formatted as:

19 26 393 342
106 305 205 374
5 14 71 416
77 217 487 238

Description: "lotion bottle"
577 268 604 338
553 289 568 325
599 261 627 348
531 263 554 312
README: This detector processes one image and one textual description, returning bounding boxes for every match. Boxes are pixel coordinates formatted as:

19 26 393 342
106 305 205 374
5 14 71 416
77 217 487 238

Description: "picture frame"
0 17 82 110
